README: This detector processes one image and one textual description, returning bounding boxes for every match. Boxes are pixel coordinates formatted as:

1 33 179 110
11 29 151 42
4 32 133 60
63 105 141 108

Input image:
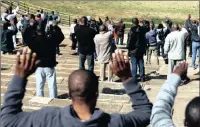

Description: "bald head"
68 70 99 101
99 25 107 32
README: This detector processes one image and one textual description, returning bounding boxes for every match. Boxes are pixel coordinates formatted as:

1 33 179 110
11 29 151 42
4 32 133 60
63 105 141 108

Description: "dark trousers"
116 34 124 45
71 34 77 50
157 41 164 56
79 53 94 72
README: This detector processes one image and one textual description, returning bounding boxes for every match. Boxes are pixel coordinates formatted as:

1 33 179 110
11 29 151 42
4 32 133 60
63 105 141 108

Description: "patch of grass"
24 1 198 27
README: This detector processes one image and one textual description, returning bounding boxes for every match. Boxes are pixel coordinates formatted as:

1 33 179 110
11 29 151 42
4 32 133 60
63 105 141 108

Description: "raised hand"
110 49 132 82
15 47 40 78
173 61 188 78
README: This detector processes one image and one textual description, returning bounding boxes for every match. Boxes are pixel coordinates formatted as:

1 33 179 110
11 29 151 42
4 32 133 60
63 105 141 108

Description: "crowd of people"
1 6 64 98
1 4 200 127
69 14 199 82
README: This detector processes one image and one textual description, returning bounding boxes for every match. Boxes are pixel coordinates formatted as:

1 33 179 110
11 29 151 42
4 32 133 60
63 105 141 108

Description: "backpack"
158 29 165 41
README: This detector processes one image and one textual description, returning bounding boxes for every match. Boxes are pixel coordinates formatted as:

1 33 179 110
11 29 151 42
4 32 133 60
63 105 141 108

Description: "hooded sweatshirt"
1 75 152 127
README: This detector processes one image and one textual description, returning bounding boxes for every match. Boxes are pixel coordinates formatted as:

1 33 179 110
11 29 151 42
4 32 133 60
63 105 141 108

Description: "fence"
1 0 74 26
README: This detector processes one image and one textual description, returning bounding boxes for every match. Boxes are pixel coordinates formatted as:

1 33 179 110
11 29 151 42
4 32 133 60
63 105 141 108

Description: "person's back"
94 30 113 63
1 49 152 127
28 27 57 67
164 28 188 60
75 24 96 55
127 25 146 57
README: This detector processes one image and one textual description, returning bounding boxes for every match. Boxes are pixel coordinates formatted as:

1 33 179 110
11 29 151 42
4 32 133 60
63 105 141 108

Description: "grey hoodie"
1 75 152 127
150 73 182 127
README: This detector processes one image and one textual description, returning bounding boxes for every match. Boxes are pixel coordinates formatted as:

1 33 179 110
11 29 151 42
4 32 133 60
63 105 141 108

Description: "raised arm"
151 61 188 127
110 50 152 127
0 48 50 127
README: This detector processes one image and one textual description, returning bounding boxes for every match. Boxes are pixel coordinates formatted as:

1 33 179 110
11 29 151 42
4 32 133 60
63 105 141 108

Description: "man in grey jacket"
151 61 200 127
1 48 152 127
94 25 114 81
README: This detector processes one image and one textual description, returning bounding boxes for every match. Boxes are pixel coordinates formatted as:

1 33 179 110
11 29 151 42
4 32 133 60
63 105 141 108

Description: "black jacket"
1 25 18 52
25 26 57 67
74 25 96 55
127 25 146 58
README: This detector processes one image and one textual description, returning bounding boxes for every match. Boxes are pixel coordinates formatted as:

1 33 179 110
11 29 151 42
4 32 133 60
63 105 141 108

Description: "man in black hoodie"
25 22 58 98
127 18 147 82
75 16 96 72
1 48 152 127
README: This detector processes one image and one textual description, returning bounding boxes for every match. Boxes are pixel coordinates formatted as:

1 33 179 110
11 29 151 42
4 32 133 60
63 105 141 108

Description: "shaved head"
68 70 99 102
99 25 106 32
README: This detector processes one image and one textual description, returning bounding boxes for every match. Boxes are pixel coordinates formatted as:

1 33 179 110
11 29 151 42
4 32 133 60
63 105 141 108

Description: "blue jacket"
1 75 152 127
146 29 157 46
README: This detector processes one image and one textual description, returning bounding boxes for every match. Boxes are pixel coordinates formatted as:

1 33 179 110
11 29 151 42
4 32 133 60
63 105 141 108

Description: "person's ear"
184 119 188 127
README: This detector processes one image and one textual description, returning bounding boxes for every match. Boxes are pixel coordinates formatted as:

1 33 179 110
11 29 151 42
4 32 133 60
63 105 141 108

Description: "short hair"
68 70 99 102
157 24 164 29
73 19 78 24
37 10 40 12
185 97 200 127
173 24 180 31
99 24 107 32
30 14 35 20
132 18 139 25
80 16 88 25
49 16 53 21
41 9 43 13
37 14 41 18
51 11 54 14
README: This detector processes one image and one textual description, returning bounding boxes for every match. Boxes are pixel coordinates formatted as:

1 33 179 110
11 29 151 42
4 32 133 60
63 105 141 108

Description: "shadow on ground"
57 93 70 99
102 88 126 95
59 44 67 47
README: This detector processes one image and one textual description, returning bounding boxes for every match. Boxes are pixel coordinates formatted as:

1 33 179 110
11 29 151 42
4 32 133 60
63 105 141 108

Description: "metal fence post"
69 15 70 26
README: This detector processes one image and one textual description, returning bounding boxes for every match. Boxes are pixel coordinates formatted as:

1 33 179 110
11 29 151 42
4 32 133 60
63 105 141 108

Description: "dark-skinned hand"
15 47 40 78
110 49 132 82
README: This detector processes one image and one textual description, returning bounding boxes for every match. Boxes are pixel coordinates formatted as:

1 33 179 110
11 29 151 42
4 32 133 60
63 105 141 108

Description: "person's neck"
72 101 93 121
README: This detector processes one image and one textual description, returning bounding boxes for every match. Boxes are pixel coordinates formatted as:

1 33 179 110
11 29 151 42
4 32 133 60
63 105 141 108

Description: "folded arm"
150 74 182 127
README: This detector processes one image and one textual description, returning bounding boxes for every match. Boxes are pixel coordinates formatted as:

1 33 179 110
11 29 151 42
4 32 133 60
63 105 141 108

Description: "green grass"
23 1 199 27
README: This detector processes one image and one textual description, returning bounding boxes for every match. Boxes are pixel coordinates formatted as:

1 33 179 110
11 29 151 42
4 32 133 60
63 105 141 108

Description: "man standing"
1 21 18 54
146 21 159 75
1 48 152 127
164 24 190 83
70 19 78 55
187 20 200 69
26 23 58 98
185 14 192 57
116 19 125 45
127 18 146 82
94 25 113 81
75 16 96 72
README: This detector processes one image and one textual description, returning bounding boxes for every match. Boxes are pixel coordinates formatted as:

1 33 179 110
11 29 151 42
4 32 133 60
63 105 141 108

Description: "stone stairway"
1 26 200 126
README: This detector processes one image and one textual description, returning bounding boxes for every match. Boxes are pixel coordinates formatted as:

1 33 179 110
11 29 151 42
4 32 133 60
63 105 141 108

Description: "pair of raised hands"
14 48 188 82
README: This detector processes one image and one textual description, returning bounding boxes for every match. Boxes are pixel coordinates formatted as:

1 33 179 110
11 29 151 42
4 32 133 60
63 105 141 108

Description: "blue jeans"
79 53 94 72
130 56 145 80
36 67 57 98
191 41 200 67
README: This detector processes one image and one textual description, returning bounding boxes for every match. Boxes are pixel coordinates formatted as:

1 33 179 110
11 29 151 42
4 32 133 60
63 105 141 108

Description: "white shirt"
164 28 188 60
69 23 77 34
